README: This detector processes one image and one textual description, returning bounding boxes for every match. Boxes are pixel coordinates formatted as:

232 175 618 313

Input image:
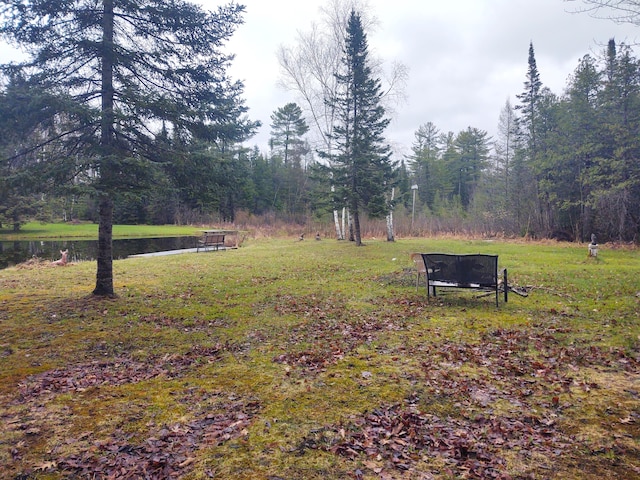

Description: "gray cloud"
2 0 636 158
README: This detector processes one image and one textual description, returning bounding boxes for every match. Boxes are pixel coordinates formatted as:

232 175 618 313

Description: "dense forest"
1 4 639 244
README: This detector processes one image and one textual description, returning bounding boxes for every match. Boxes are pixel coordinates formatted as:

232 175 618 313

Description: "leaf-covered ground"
0 237 638 479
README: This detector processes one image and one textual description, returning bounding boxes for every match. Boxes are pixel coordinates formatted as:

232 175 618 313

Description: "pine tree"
268 103 311 218
0 76 46 231
556 53 602 239
0 0 255 295
270 103 310 167
453 127 490 209
594 42 640 239
321 10 393 246
516 42 543 157
515 42 558 235
408 122 441 211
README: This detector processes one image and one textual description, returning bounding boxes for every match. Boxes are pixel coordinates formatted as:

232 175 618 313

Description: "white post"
411 184 418 233
588 234 598 257
386 187 395 241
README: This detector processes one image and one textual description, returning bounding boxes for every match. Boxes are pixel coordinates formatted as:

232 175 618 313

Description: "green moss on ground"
1 237 638 479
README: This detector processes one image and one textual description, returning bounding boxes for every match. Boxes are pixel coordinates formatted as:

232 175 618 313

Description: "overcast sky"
210 0 639 156
1 1 637 158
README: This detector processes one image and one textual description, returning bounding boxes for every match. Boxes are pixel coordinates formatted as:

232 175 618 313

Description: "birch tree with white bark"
277 0 406 239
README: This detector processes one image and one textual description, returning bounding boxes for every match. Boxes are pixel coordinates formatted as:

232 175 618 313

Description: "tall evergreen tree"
0 76 48 230
553 54 602 239
321 10 393 246
453 127 490 209
408 122 441 211
436 131 459 210
270 103 310 166
593 42 640 239
516 42 560 234
269 103 311 218
0 0 256 295
516 42 543 157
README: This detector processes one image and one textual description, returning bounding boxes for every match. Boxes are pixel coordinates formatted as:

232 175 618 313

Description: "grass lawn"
0 222 204 240
0 236 638 479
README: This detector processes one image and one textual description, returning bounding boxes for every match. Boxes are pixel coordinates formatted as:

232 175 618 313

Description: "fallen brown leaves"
310 402 562 479
300 325 640 478
420 327 639 404
54 398 260 479
138 313 231 332
270 294 416 374
17 344 226 399
266 293 639 477
3 344 262 478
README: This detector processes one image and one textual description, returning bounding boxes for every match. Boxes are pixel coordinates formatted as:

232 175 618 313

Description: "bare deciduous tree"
566 0 640 25
278 0 407 239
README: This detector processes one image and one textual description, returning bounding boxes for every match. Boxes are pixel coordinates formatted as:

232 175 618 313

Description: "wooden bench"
420 253 507 306
197 233 226 252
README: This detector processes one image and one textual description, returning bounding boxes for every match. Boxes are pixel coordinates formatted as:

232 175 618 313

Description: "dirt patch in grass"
376 267 418 288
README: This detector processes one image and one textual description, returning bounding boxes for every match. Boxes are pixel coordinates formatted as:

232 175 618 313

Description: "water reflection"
0 236 198 269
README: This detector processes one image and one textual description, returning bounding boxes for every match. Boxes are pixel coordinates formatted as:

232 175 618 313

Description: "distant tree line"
393 38 640 243
500 39 639 242
2 4 640 245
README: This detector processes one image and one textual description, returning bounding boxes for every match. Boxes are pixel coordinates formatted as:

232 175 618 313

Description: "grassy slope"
0 237 638 479
0 222 202 240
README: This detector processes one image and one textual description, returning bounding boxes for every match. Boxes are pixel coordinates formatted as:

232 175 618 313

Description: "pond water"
0 236 198 269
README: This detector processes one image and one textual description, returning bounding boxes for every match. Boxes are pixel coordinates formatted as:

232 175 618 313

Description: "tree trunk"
347 210 355 242
93 195 114 296
353 208 362 246
331 184 344 240
386 187 395 241
93 0 116 296
333 209 344 240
